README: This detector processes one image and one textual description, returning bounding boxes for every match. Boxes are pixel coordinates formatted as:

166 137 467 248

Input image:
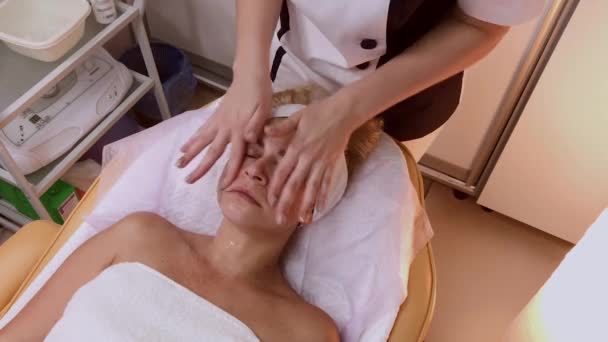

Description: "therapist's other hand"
178 75 273 186
264 99 353 225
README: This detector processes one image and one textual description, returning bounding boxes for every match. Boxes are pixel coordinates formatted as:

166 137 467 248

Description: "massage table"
0 141 436 342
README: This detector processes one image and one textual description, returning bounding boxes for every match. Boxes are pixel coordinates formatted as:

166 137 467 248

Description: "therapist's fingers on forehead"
318 159 336 211
265 112 299 136
275 159 311 224
268 147 299 206
186 134 229 184
221 135 246 188
244 106 268 143
299 163 325 223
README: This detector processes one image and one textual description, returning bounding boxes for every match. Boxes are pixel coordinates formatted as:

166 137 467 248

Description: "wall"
478 0 608 243
425 2 554 178
145 0 236 66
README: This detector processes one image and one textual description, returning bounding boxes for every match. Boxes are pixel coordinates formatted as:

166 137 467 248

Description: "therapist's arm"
0 227 121 341
333 7 509 130
233 0 283 78
264 6 510 221
177 0 283 185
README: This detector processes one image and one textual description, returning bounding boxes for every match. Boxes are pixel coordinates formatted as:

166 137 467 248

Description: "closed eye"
246 144 263 159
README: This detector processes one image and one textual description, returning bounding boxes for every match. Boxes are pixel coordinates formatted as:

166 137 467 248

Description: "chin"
220 194 267 228
218 192 298 231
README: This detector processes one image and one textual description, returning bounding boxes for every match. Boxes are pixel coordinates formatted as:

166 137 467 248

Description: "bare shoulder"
286 300 340 342
112 212 176 240
108 212 184 260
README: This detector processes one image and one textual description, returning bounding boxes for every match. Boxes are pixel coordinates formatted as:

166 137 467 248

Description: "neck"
204 219 292 282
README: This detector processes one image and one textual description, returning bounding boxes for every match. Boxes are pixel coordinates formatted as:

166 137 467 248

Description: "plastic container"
0 0 91 62
89 0 117 24
119 42 197 126
0 179 79 224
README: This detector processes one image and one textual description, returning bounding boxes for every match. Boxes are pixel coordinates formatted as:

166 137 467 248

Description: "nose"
243 160 268 186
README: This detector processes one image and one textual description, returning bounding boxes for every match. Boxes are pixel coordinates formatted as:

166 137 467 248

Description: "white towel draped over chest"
45 262 260 342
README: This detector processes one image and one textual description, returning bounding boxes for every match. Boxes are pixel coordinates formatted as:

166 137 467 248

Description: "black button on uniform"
356 61 370 70
360 39 377 50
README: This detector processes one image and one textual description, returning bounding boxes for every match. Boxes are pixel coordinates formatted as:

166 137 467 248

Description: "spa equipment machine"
0 49 133 175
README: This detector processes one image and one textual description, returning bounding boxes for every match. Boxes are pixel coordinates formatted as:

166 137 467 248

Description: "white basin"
0 0 91 62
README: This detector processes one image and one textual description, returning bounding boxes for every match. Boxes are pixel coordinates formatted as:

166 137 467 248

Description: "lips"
227 186 262 207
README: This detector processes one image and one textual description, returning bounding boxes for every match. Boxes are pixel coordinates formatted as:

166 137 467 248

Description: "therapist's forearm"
333 8 509 130
233 0 283 79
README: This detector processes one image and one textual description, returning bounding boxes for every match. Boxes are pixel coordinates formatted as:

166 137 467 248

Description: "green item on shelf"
0 179 79 225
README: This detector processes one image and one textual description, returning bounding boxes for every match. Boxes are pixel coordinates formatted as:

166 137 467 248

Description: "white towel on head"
45 262 260 342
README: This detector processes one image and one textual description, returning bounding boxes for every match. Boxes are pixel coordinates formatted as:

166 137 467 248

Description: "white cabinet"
478 1 608 243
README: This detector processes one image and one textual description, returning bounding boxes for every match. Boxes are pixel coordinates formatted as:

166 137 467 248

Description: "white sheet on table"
1 99 433 342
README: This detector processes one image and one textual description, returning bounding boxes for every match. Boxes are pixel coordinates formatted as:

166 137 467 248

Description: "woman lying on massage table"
0 116 381 342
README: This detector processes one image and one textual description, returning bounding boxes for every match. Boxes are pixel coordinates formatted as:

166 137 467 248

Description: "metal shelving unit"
0 1 170 230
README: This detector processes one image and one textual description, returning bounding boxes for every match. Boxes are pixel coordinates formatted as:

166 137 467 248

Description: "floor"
423 181 572 342
189 85 224 109
0 84 573 341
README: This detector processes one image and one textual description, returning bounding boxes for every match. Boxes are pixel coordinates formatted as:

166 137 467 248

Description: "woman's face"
218 129 303 231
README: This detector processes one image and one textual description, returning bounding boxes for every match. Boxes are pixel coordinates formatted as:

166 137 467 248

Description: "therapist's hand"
265 98 355 225
178 74 273 186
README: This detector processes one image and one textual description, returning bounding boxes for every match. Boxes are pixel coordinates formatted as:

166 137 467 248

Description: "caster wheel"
452 189 469 200
481 206 494 213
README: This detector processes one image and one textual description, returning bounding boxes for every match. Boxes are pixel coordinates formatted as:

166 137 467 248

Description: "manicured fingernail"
176 157 185 168
277 214 286 225
185 174 194 184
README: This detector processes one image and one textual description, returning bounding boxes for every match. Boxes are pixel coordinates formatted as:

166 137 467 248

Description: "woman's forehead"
257 117 291 151
260 133 290 154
